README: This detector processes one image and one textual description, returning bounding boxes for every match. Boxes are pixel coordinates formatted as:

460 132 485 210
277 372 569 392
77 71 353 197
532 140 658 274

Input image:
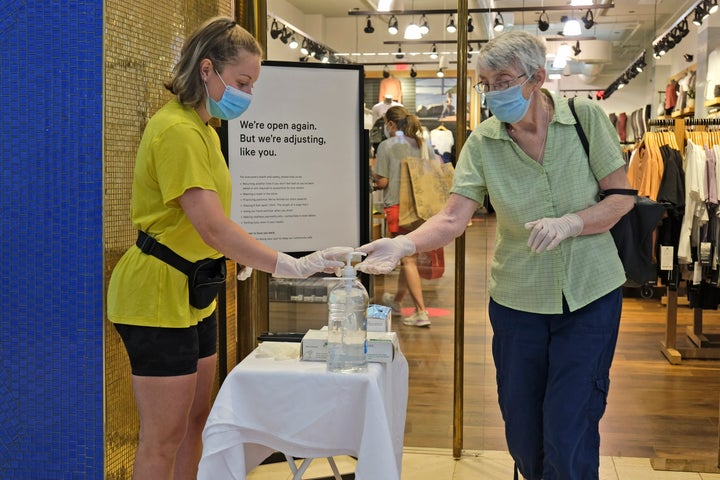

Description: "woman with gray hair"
357 30 634 479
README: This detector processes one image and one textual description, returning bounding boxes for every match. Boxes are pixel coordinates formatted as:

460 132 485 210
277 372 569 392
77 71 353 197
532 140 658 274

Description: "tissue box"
367 304 392 332
301 330 399 364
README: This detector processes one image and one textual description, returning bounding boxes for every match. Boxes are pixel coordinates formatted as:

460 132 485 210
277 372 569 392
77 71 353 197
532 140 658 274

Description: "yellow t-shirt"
107 99 232 327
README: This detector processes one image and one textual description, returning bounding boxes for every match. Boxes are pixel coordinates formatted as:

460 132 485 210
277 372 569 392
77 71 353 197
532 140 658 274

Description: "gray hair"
476 31 546 78
165 16 263 108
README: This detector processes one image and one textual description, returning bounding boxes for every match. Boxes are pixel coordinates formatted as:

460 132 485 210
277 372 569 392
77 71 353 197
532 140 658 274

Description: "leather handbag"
568 98 666 286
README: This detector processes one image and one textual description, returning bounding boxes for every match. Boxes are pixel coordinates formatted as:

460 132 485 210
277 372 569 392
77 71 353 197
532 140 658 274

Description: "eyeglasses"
473 73 527 94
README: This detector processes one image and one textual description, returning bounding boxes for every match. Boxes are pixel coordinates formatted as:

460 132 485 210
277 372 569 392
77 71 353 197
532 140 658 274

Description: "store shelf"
705 97 720 108
671 107 695 118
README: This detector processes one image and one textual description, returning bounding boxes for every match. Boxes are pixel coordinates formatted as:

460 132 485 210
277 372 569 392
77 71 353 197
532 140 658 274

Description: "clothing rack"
659 117 720 364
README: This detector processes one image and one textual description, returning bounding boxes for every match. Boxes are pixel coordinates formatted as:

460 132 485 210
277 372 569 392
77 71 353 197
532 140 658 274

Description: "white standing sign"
227 61 365 253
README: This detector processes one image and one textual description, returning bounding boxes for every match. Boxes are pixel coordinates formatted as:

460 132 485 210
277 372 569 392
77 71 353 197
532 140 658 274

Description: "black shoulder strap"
568 97 590 158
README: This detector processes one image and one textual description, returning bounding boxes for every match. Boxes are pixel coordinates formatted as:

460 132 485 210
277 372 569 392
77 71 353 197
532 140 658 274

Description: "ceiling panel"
278 0 701 82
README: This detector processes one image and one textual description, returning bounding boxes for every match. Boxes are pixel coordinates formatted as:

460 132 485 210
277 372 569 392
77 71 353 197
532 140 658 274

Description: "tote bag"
398 154 454 230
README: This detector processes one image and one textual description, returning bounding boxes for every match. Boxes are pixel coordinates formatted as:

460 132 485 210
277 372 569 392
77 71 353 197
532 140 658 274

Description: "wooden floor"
377 212 720 465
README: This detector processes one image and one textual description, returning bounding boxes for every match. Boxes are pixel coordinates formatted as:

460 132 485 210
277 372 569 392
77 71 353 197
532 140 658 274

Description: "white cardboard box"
367 304 392 332
301 329 399 364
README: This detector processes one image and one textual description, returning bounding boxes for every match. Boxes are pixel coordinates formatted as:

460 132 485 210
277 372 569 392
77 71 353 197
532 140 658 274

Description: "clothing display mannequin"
379 75 402 104
371 95 402 125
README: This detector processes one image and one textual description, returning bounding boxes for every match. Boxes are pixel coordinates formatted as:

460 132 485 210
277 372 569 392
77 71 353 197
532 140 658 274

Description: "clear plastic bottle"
327 253 369 373
393 130 405 144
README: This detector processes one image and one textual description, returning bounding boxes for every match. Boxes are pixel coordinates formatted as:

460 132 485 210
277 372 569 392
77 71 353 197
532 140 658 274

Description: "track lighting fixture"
396 45 404 59
420 14 430 35
468 15 475 33
270 19 282 40
493 13 505 32
364 16 374 34
388 15 399 35
582 10 594 29
684 53 694 62
300 38 309 56
410 65 417 78
437 67 445 78
537 10 550 32
572 40 582 56
446 14 457 33
709 0 719 15
429 43 438 59
288 36 298 49
693 5 706 25
280 27 292 44
382 65 390 79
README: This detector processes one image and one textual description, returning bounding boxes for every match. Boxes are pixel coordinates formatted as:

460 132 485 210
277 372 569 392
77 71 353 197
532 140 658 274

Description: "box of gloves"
301 328 399 364
367 304 392 332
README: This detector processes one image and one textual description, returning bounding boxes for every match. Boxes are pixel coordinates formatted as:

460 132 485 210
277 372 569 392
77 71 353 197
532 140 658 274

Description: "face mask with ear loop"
205 69 252 120
484 74 534 124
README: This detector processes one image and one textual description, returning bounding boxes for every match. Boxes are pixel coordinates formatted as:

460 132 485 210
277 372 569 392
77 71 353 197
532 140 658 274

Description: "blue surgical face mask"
484 78 532 124
205 69 252 120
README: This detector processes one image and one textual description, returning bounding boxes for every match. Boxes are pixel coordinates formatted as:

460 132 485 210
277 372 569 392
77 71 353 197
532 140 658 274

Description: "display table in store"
198 342 408 480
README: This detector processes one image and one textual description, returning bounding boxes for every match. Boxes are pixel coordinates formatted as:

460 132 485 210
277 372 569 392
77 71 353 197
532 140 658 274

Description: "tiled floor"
246 447 720 479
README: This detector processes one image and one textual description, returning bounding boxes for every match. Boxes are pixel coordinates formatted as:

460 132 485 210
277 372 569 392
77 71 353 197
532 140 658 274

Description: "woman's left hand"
525 213 584 253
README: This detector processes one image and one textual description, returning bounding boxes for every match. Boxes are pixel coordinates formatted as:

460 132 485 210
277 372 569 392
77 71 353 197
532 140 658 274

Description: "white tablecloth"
198 342 409 480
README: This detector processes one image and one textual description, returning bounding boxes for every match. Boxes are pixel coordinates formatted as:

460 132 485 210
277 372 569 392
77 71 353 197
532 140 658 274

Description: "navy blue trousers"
489 288 622 480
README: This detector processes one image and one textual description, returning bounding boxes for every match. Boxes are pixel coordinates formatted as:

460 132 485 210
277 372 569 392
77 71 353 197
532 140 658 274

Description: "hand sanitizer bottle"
327 252 369 373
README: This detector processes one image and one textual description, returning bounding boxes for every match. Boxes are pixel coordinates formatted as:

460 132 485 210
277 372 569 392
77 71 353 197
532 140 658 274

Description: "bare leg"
401 254 426 312
131 373 198 480
173 354 217 480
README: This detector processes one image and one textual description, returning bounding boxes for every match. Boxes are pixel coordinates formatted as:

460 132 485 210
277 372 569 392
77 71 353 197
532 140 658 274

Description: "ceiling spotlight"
437 67 445 78
420 14 430 35
582 9 594 29
404 21 423 40
288 36 299 49
430 43 438 59
563 18 582 36
410 65 417 78
280 27 292 44
538 10 550 31
493 12 505 32
684 53 694 62
694 5 707 25
572 40 582 56
388 15 399 35
382 65 390 79
270 19 282 40
319 50 329 63
446 14 457 33
468 15 475 33
709 0 719 15
396 45 405 59
364 16 374 34
300 38 309 56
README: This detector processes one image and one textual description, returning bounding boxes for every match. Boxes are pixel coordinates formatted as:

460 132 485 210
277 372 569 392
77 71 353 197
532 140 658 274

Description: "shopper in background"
107 17 350 480
372 105 438 327
357 31 634 479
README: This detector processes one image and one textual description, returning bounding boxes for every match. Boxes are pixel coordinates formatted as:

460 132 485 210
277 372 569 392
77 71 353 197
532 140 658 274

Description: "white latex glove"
236 265 253 281
354 235 416 275
273 247 353 278
525 213 584 253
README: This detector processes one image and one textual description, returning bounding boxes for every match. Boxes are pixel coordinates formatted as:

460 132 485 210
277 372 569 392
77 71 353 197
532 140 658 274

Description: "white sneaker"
403 310 431 327
382 293 402 315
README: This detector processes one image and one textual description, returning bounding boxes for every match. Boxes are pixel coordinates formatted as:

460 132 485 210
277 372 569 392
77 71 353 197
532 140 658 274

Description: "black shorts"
114 312 217 377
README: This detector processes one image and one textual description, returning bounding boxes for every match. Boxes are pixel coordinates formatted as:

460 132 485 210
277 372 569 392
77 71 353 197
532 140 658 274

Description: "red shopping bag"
417 248 445 280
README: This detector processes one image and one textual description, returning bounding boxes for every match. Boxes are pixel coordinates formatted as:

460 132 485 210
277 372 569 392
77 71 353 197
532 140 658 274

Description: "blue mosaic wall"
0 1 105 478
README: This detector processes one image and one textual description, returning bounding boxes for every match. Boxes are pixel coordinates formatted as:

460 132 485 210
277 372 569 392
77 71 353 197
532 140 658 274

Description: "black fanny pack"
136 231 226 309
